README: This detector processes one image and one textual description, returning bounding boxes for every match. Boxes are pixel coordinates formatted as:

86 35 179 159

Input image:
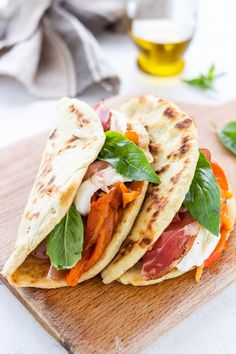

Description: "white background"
1 0 236 353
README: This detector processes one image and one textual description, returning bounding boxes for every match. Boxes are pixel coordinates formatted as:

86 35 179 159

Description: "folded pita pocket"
2 98 151 288
102 96 235 286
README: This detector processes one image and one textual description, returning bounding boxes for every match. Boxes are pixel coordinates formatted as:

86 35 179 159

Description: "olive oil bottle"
130 19 193 76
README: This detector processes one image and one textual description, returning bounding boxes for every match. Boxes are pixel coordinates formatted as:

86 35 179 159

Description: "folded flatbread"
102 96 236 285
118 196 236 285
2 97 152 288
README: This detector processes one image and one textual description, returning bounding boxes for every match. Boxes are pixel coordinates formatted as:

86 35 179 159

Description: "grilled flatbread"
118 196 236 286
3 98 105 284
2 98 150 288
102 95 199 283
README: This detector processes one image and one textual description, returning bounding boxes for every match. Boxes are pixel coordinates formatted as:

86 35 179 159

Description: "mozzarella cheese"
74 180 99 216
74 167 129 216
176 226 219 272
74 110 128 216
110 109 127 133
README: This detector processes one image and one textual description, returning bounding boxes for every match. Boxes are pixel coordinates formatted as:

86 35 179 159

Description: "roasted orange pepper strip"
122 191 140 208
204 232 228 268
211 161 228 190
125 131 139 144
66 253 89 286
66 181 144 286
118 182 141 208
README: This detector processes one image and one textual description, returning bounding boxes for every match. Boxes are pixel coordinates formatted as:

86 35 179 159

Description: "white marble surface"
1 0 236 353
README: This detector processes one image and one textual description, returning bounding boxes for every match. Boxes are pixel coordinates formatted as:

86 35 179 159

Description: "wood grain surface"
0 97 236 354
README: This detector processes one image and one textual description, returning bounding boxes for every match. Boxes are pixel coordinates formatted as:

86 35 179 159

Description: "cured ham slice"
94 101 127 133
142 212 200 280
94 101 111 131
31 240 49 260
82 161 110 181
199 148 211 161
47 266 68 280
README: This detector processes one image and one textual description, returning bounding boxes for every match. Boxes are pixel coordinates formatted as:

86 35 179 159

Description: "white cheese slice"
74 167 129 216
110 109 127 133
176 226 220 272
74 180 99 216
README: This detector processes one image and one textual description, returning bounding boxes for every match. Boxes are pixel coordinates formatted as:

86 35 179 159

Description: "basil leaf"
183 64 224 90
217 121 236 155
184 152 220 236
46 205 84 269
98 131 160 184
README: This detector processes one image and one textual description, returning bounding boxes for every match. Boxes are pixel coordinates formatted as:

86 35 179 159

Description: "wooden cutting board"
0 97 236 354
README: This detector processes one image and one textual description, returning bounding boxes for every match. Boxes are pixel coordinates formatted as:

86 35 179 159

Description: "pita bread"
118 196 236 286
3 98 105 281
102 95 199 283
3 101 151 288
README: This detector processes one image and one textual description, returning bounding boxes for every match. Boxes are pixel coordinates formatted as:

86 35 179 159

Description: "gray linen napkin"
0 0 126 98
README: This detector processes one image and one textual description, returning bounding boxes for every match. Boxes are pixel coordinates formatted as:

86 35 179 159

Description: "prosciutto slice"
141 211 200 280
94 100 127 133
199 148 211 161
94 101 111 131
82 161 111 182
31 240 49 260
47 266 68 281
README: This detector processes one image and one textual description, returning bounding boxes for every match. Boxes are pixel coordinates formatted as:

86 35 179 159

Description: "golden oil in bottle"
130 19 192 76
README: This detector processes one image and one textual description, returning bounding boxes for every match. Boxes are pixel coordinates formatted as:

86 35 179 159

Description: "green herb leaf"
183 64 224 90
98 131 160 184
46 205 84 269
184 152 220 236
217 121 236 155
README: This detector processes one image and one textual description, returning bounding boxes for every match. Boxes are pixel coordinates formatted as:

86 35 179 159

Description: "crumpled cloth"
0 0 126 98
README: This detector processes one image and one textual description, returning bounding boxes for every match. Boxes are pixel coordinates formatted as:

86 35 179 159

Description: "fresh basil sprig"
216 121 236 156
183 64 224 90
98 131 160 184
46 205 84 269
184 152 220 236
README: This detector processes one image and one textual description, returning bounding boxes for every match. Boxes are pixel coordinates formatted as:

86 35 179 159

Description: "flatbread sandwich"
2 97 159 288
102 95 236 285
